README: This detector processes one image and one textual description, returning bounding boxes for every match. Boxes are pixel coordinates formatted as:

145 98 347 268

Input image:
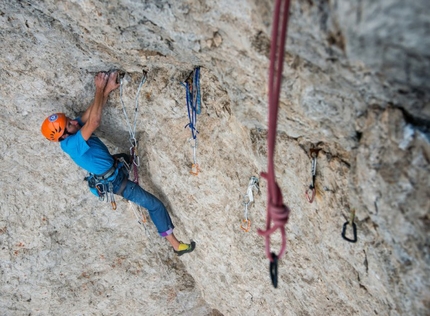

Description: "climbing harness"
305 148 321 203
182 67 202 175
257 0 291 289
241 176 260 232
120 70 147 184
341 209 358 243
85 160 126 210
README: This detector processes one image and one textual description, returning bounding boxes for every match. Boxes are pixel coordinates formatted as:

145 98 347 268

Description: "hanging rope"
241 176 260 232
257 0 291 288
120 70 147 184
182 67 202 175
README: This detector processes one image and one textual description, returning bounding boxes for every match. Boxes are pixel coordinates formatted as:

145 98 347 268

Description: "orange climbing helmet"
41 113 67 142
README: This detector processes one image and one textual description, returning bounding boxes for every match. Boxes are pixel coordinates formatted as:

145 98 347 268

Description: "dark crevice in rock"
398 106 430 136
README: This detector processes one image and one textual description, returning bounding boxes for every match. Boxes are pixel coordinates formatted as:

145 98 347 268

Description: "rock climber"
41 71 195 256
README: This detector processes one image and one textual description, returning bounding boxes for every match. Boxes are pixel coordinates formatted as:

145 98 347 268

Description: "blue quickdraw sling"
182 67 202 175
183 66 201 139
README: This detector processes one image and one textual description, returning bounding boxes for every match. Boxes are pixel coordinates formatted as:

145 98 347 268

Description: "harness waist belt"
95 161 117 180
116 175 128 196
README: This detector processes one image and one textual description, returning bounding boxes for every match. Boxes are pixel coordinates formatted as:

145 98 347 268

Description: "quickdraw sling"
182 67 202 175
119 70 147 184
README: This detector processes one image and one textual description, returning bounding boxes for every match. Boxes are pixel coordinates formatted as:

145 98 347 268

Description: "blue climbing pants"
112 167 174 236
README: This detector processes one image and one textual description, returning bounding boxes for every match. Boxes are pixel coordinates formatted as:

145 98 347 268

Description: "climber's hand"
104 71 120 96
94 72 108 91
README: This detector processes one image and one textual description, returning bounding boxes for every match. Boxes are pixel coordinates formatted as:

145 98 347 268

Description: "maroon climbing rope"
257 0 291 264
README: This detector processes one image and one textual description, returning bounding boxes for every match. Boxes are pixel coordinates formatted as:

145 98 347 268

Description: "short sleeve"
60 130 90 156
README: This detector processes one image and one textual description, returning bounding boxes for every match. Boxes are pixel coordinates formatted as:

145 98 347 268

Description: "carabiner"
341 210 357 243
190 163 200 176
130 137 137 148
269 252 278 288
305 186 316 203
341 222 357 242
95 183 105 201
133 155 140 167
130 140 140 167
140 211 147 224
240 219 251 232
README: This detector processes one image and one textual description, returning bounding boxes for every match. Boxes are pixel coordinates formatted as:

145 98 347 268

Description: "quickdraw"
305 148 321 203
131 204 148 225
341 209 358 243
182 67 202 175
120 70 147 184
240 176 260 232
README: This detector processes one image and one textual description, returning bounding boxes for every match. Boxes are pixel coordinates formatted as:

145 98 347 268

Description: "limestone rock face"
0 0 429 315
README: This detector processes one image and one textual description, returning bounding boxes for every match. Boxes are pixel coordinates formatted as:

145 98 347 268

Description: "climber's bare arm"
80 72 119 141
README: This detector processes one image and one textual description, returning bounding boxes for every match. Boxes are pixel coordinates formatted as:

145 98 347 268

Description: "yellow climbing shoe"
174 241 196 256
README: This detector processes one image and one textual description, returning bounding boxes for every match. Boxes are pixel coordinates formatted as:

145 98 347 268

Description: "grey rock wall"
0 0 428 315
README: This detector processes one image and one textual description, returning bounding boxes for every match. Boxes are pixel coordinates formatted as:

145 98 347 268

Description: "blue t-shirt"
60 118 114 175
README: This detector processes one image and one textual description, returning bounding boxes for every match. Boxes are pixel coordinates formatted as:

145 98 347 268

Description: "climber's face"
60 118 81 140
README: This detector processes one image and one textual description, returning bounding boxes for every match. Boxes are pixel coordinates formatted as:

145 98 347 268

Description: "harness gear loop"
258 0 291 274
305 148 320 203
341 209 358 243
